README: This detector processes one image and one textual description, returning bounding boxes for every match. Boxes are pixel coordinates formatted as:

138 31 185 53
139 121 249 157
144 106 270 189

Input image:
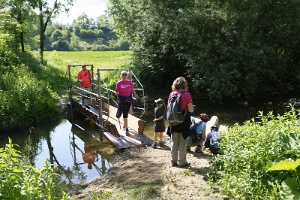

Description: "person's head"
82 63 87 69
171 77 188 91
154 98 163 106
120 71 128 80
198 113 209 122
210 125 219 132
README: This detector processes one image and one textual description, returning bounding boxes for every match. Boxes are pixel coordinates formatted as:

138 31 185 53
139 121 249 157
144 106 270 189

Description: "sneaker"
171 161 178 167
151 143 157 149
179 162 191 168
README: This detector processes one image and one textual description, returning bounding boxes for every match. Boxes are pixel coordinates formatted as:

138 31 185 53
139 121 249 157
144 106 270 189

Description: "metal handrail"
68 65 146 131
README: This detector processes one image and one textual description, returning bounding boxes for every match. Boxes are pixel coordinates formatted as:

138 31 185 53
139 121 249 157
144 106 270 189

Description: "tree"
36 0 74 64
2 0 36 52
108 0 300 102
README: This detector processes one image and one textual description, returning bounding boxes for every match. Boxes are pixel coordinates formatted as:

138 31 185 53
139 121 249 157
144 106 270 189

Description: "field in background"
44 51 133 69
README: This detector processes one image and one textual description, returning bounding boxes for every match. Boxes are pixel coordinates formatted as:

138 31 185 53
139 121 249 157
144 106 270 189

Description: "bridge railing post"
97 69 103 141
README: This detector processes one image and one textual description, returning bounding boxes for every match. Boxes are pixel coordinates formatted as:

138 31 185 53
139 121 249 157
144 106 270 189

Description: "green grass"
44 51 133 70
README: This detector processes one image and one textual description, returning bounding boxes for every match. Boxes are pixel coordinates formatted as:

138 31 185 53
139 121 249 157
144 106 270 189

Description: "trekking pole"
116 96 122 130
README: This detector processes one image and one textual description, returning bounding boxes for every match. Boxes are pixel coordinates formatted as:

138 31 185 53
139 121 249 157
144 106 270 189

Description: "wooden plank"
102 102 145 134
72 99 152 148
103 132 138 149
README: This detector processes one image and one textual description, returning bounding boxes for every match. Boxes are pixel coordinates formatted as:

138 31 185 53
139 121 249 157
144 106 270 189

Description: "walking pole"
117 96 122 130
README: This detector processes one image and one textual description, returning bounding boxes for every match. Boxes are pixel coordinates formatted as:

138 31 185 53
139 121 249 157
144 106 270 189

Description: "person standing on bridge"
78 63 91 107
115 70 135 135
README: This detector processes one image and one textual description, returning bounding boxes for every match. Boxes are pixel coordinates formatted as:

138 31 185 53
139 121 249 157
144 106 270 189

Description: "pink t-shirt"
168 90 192 111
115 80 134 96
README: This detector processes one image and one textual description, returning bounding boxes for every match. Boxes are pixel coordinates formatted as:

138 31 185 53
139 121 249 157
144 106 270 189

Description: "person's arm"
154 116 164 122
115 82 119 95
187 103 194 113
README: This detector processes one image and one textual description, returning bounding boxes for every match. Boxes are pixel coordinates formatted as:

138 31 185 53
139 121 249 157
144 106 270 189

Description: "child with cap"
152 98 166 148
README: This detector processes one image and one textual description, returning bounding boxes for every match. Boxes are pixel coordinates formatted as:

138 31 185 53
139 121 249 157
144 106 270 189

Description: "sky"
54 0 108 24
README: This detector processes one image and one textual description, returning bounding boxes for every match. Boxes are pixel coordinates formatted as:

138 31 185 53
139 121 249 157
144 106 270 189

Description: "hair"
198 113 209 122
171 76 188 91
120 70 128 78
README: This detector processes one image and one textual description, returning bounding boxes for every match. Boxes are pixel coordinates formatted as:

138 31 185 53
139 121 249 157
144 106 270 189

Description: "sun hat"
154 98 163 104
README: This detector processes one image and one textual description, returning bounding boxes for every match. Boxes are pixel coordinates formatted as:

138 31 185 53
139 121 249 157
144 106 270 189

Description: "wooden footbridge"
67 64 153 149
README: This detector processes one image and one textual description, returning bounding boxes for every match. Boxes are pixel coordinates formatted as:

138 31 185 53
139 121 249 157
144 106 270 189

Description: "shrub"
208 105 300 199
0 138 69 199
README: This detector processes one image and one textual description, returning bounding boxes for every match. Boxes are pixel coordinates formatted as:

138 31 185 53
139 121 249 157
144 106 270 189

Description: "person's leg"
123 101 131 133
152 132 158 148
178 135 189 166
171 132 180 165
159 132 164 143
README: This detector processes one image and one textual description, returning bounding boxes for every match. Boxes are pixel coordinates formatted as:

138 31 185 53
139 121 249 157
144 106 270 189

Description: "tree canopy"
108 0 300 102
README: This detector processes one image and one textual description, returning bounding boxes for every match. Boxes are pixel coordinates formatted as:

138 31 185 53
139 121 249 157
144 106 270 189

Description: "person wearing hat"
152 98 166 148
77 63 91 107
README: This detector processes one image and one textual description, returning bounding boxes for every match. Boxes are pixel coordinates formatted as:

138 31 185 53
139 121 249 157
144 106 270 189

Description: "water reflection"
0 116 114 185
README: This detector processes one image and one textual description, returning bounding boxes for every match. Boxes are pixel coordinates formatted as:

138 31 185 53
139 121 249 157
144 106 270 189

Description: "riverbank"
71 136 226 200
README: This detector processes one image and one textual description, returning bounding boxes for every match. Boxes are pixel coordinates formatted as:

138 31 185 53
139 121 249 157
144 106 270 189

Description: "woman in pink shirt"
166 77 194 168
115 71 134 135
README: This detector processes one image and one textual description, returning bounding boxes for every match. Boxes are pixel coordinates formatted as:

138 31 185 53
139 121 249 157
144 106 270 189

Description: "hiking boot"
179 162 191 168
171 161 178 167
195 146 203 153
159 141 164 147
151 142 157 149
186 146 191 152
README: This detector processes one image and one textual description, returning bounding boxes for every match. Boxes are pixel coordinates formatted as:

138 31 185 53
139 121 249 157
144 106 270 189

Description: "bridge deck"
71 99 153 149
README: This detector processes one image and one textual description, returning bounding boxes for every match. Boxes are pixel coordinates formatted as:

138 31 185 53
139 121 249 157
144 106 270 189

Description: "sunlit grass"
44 51 133 70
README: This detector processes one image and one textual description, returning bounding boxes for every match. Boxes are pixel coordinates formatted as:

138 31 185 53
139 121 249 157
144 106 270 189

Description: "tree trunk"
39 2 44 64
20 31 25 52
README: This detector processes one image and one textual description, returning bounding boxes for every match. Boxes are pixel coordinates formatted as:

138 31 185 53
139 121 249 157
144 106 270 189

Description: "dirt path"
72 136 225 200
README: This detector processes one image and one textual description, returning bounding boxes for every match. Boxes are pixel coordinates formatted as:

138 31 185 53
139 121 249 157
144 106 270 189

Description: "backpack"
189 121 203 143
210 130 220 150
166 91 187 126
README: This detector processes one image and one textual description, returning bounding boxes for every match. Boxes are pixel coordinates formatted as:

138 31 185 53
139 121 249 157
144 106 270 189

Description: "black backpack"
166 91 187 126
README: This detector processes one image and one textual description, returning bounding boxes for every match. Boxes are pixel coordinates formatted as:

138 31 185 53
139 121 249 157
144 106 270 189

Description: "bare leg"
124 118 128 129
159 132 164 142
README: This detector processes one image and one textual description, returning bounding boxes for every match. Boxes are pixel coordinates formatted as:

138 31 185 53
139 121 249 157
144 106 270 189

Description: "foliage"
0 48 67 131
208 105 300 199
0 138 69 199
108 0 300 102
41 14 129 51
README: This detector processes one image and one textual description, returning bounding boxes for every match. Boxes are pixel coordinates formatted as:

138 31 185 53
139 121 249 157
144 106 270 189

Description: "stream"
0 97 294 185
